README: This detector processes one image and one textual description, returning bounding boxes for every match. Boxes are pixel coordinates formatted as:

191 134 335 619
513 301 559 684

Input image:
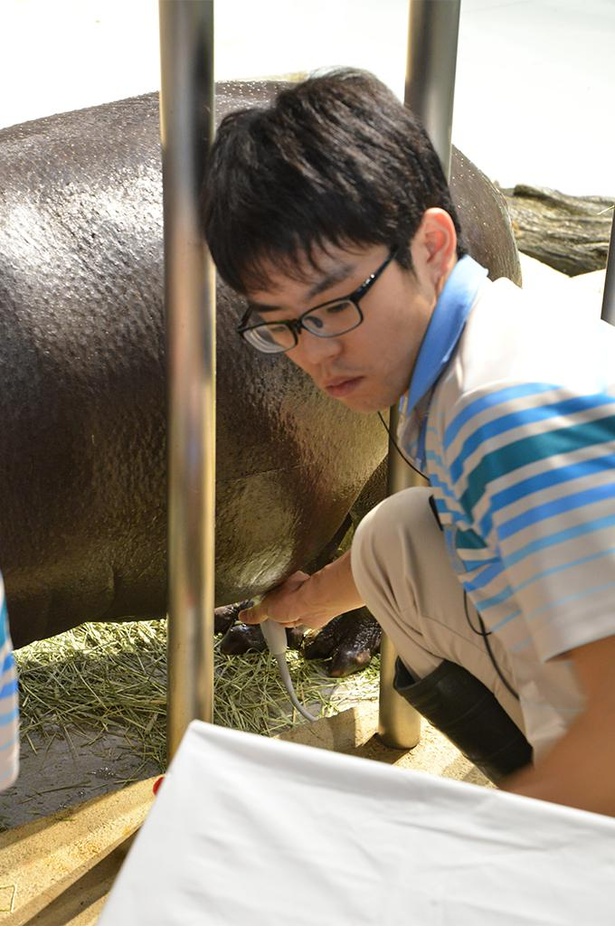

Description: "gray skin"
0 82 520 671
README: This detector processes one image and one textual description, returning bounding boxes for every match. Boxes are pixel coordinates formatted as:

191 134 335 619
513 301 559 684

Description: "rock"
500 184 613 276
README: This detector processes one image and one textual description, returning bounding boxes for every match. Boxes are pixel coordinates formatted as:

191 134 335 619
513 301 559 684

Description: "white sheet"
99 720 615 926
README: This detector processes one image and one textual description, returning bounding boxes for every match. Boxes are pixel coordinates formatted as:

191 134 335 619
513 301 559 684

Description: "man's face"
243 242 437 414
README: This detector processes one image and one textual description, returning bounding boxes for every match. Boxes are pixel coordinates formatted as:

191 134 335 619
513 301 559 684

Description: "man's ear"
410 208 458 291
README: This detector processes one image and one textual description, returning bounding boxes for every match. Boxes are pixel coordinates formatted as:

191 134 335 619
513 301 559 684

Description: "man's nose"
291 331 343 367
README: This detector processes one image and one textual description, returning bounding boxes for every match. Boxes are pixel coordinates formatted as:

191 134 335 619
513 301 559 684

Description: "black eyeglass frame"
236 246 399 354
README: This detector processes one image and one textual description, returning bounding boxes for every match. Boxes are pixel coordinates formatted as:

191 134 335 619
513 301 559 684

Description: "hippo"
0 81 520 673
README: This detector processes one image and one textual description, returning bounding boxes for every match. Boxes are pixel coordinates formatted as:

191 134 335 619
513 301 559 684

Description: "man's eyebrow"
248 261 356 314
246 301 279 314
306 261 355 300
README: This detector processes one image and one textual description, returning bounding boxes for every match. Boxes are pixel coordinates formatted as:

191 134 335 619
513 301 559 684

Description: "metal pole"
404 0 461 177
601 211 615 324
159 0 216 760
378 0 461 749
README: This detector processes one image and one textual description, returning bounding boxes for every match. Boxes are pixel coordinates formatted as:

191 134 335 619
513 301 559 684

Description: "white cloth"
99 720 615 926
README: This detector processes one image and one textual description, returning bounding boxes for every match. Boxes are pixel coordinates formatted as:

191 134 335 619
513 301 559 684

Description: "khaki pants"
350 486 526 733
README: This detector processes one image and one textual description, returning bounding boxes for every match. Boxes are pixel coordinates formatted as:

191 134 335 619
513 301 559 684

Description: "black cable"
376 410 520 702
377 410 427 480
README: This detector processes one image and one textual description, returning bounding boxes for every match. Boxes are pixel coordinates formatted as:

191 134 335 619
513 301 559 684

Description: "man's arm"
239 551 364 630
502 634 615 817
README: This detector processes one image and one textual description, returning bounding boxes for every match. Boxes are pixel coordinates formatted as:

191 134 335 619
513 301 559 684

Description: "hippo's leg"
214 601 252 636
303 608 382 677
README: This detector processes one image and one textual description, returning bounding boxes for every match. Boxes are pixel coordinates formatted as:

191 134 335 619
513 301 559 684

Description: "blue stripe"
450 514 615 633
464 516 615 630
498 482 615 540
522 577 615 626
504 511 615 570
0 734 18 753
0 679 18 699
463 559 507 595
469 579 514 615
460 415 615 515
426 472 460 508
485 608 522 634
0 650 16 676
490 544 615 632
454 528 487 550
443 383 557 449
459 558 493 572
449 394 615 485
479 453 615 536
425 449 446 469
0 652 15 676
0 707 19 725
459 553 509 597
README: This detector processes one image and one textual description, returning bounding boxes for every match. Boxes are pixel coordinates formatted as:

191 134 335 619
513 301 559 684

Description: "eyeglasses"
237 247 398 354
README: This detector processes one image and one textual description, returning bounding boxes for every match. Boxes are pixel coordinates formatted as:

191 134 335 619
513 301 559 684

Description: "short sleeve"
447 383 615 660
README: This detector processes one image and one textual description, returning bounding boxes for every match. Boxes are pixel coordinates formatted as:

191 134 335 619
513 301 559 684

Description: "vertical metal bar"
378 0 461 749
601 211 615 325
159 0 216 760
404 0 461 177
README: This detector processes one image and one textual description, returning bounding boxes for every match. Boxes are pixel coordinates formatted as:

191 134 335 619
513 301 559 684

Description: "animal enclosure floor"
0 726 162 832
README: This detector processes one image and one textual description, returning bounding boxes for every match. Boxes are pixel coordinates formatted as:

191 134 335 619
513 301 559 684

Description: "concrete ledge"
0 777 156 926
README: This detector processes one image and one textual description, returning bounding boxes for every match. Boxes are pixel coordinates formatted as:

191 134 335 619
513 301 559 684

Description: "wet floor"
0 726 162 832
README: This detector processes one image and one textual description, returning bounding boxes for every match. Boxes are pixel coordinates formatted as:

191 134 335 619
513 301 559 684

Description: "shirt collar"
400 255 488 416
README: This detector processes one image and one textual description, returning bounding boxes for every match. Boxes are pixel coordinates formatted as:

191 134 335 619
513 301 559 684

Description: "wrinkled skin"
0 82 520 675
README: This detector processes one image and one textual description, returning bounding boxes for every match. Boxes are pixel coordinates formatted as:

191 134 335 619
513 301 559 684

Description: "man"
202 68 615 816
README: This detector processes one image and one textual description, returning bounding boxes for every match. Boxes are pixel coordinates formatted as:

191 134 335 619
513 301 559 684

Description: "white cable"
260 620 320 723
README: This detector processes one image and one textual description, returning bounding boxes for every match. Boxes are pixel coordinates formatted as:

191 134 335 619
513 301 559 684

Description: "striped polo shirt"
398 255 615 754
0 573 19 791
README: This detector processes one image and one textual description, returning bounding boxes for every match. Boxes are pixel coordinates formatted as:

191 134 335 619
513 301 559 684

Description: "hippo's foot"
219 621 268 654
214 601 252 636
215 602 381 676
303 608 382 677
215 602 304 655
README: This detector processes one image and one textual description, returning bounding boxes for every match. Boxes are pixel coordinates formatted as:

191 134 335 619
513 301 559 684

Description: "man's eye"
266 323 289 335
323 302 347 316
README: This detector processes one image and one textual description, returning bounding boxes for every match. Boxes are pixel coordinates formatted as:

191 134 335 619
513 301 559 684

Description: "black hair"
202 68 466 294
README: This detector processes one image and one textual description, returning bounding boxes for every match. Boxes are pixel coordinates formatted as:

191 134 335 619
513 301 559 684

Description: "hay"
15 619 380 773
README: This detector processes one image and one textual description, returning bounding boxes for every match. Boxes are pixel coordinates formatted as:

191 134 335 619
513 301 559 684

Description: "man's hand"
503 634 615 817
239 571 315 628
239 551 365 632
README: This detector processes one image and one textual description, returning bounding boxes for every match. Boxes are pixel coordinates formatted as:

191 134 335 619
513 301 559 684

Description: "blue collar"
400 255 488 417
